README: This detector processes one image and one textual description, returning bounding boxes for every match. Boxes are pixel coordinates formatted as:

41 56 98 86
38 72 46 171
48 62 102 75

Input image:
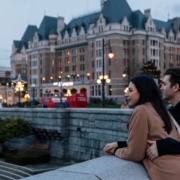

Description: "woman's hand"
121 101 129 109
103 142 118 155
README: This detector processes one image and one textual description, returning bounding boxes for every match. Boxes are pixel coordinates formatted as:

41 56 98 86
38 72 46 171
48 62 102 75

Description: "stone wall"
0 108 132 160
22 156 150 180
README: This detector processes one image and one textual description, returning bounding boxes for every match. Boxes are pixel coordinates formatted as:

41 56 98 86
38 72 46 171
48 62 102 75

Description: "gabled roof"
13 40 21 49
130 10 173 34
153 19 172 32
131 10 146 30
67 12 100 36
13 41 28 53
38 16 57 40
11 74 27 84
102 0 132 23
21 25 38 42
13 25 37 53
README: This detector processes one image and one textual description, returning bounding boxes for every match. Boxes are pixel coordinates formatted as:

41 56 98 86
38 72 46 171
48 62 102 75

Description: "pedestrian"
147 68 180 160
103 75 180 180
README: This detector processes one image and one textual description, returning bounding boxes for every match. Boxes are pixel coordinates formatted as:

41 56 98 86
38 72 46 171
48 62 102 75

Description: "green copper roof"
38 16 57 40
66 12 100 36
13 40 21 49
102 0 132 23
131 10 146 30
21 25 38 42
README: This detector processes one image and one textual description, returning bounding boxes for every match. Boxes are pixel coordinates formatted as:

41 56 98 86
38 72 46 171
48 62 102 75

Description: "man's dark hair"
164 68 180 88
131 75 172 134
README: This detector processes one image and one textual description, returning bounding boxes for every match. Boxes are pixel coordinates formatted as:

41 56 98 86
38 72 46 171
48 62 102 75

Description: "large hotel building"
11 0 180 103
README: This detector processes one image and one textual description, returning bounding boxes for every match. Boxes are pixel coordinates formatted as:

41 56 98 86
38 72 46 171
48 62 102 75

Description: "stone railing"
0 108 149 179
2 108 131 159
22 156 150 180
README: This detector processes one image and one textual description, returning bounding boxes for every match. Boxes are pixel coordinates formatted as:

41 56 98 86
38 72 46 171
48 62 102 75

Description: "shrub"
89 97 102 104
0 118 32 143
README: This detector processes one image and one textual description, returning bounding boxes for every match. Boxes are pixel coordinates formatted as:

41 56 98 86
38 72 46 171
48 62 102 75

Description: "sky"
0 0 180 67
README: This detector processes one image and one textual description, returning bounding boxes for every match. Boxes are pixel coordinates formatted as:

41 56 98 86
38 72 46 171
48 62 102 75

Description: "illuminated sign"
53 82 73 86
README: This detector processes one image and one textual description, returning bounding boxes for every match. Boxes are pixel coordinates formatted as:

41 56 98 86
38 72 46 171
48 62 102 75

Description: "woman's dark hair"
131 75 172 134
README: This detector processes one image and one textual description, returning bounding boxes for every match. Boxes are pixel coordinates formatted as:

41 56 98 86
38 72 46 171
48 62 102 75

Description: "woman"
103 75 180 180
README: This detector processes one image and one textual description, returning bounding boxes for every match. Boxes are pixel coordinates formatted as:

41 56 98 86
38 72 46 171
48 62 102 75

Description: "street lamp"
31 84 35 107
50 76 53 83
124 87 128 93
76 74 80 80
15 81 24 107
97 75 111 83
24 93 30 100
122 71 127 78
67 75 70 81
98 38 114 108
122 67 129 93
42 77 45 83
58 76 63 105
87 73 90 80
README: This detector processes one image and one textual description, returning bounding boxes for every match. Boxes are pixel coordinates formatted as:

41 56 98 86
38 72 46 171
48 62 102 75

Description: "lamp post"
58 76 63 105
42 77 45 83
97 75 111 107
31 84 35 107
98 38 114 108
67 75 70 81
87 73 90 80
15 81 24 107
24 93 30 101
76 74 80 81
122 67 129 93
50 76 53 83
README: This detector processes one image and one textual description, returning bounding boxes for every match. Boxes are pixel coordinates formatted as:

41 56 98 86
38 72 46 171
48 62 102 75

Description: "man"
147 67 180 160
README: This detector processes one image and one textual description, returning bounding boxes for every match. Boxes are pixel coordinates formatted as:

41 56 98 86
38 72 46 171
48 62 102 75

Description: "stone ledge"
22 156 150 180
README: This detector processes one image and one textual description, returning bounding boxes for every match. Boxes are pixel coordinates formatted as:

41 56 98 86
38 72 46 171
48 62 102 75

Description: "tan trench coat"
115 102 180 180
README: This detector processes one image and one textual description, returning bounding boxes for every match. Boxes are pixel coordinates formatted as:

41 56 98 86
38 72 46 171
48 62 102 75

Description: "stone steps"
0 161 33 180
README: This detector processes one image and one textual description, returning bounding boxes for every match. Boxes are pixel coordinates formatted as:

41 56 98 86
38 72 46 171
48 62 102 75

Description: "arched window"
62 89 67 94
53 89 59 93
45 89 51 93
71 88 77 95
80 88 87 94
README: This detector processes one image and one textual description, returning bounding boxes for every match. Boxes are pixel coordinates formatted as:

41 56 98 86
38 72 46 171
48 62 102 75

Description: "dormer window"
99 26 103 33
124 26 129 31
178 38 180 43
145 16 156 33
169 36 173 42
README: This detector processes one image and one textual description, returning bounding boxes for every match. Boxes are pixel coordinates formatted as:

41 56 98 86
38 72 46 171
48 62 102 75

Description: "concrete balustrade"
0 108 149 179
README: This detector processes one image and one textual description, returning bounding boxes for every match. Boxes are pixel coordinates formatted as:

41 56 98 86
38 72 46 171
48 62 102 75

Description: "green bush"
0 118 32 143
89 97 117 105
89 97 102 104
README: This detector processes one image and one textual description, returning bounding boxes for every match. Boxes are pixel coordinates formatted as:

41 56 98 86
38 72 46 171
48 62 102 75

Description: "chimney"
144 9 151 17
172 17 180 33
57 16 65 32
101 0 105 11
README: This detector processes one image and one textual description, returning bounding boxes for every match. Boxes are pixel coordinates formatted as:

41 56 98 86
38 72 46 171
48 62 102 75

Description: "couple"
103 68 180 180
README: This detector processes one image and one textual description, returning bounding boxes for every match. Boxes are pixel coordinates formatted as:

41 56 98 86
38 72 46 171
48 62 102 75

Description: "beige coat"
115 102 180 180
